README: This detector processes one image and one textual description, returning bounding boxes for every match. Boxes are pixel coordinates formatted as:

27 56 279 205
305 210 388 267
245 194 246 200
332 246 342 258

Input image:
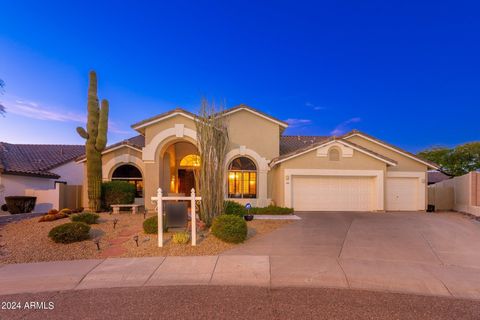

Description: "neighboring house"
78 104 439 212
0 143 84 210
427 170 451 185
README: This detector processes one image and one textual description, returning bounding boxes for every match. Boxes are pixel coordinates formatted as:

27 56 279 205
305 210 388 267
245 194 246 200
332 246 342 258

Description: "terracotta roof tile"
280 135 330 155
0 142 84 178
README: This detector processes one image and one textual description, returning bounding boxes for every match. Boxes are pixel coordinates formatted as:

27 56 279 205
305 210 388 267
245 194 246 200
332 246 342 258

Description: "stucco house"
79 104 439 212
0 143 84 211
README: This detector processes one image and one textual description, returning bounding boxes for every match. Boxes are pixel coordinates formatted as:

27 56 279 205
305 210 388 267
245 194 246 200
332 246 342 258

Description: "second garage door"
292 176 375 211
386 177 419 211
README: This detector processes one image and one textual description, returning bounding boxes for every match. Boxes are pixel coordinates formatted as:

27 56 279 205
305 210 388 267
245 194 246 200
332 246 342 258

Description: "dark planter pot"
4 196 37 214
244 214 254 221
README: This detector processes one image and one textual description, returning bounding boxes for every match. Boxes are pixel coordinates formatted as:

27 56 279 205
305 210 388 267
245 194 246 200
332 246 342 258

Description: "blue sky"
0 1 478 153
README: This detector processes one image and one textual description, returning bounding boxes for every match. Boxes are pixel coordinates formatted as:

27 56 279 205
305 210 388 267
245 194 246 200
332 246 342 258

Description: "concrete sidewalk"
0 255 479 300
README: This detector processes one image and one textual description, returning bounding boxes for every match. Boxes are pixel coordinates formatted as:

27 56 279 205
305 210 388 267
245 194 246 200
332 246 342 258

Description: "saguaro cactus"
77 71 109 211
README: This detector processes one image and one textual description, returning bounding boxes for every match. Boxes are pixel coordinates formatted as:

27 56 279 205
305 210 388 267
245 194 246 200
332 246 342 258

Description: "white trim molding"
284 169 385 211
142 125 197 162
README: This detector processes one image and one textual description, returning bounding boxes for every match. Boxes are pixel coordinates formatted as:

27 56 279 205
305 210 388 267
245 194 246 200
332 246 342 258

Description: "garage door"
386 177 418 211
292 176 375 211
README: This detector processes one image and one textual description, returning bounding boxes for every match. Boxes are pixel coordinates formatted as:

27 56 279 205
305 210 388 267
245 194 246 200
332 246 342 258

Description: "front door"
178 169 195 195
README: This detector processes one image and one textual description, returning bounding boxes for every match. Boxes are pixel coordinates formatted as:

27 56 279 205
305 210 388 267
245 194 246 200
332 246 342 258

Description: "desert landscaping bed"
0 212 291 265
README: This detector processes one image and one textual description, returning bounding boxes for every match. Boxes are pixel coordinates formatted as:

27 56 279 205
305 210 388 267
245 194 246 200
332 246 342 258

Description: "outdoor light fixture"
93 238 100 251
133 235 139 247
113 218 119 229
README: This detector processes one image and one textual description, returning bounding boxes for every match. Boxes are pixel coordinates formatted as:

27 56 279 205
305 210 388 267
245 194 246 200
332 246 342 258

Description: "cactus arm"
95 99 109 152
76 127 89 139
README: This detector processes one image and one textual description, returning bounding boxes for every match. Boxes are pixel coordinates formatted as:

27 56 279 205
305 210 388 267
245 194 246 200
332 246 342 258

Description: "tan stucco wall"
346 135 428 172
429 172 480 216
226 109 281 160
271 149 387 206
144 115 197 149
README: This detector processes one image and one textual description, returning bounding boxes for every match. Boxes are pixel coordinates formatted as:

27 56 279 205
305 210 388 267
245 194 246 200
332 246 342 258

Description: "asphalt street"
1 286 479 320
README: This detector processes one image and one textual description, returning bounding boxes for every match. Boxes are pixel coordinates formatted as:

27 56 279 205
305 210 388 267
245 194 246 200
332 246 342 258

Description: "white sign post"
151 187 201 248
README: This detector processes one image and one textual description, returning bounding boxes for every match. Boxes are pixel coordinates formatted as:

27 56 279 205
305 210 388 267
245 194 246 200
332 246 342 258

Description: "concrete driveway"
224 211 480 298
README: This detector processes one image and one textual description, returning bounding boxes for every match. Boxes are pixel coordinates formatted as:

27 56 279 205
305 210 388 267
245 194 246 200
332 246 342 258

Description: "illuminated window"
328 148 340 161
179 154 201 167
112 164 143 197
228 157 257 198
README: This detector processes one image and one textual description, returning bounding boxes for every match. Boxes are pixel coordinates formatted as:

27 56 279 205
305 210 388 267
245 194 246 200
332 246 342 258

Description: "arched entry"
159 140 199 196
111 164 144 198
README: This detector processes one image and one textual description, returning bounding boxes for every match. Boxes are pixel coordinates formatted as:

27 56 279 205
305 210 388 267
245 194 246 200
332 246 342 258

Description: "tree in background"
418 142 480 176
195 99 229 226
0 79 5 116
76 71 109 211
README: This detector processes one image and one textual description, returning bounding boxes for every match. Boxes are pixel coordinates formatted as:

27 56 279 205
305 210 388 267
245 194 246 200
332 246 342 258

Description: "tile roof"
280 135 330 155
0 142 85 179
427 170 451 184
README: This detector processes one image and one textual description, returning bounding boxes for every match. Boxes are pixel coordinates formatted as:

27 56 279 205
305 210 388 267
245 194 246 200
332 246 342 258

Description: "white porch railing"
151 188 202 247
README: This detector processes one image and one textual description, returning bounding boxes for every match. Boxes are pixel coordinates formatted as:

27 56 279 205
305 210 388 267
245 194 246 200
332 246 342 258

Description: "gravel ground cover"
0 212 291 264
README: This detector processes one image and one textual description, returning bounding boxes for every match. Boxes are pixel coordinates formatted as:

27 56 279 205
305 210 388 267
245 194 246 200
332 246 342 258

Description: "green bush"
250 205 294 215
172 232 190 244
211 214 247 243
101 181 136 209
143 215 168 234
224 200 246 217
48 222 91 243
71 212 100 225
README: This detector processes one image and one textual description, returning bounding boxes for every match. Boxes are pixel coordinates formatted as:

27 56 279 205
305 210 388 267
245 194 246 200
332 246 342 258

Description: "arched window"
228 157 257 198
179 154 201 167
328 148 340 161
112 164 143 197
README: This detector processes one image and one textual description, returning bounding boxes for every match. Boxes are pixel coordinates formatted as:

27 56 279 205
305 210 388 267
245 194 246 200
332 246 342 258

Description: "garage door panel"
292 176 375 211
386 177 418 211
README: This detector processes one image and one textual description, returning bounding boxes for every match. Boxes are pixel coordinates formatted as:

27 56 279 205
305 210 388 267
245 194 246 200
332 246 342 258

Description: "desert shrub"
4 196 36 214
224 200 246 217
101 181 136 209
250 205 294 215
1 204 7 212
211 214 247 243
59 208 72 215
71 212 99 225
172 232 190 244
143 215 168 234
48 222 91 243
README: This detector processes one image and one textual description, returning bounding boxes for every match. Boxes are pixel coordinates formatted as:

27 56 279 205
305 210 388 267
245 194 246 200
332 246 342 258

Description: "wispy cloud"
330 117 361 136
6 99 86 122
306 102 326 111
284 118 312 128
4 98 132 135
